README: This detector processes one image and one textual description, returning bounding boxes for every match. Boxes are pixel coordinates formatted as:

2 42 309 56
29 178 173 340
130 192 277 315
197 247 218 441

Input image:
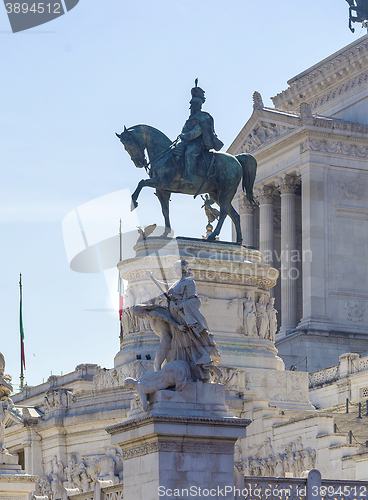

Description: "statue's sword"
148 273 171 303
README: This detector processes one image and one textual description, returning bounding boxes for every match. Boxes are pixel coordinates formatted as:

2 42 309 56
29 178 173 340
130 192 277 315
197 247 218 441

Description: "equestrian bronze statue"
116 80 257 244
346 0 368 32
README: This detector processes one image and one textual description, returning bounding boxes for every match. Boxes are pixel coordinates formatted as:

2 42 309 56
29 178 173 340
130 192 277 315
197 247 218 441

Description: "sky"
0 0 364 390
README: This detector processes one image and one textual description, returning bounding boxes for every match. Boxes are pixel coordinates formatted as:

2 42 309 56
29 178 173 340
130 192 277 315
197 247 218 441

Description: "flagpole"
19 274 24 390
119 218 122 262
118 220 124 347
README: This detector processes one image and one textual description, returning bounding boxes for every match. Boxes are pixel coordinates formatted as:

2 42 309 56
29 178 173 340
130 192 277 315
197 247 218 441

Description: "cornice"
231 111 368 168
272 35 368 111
310 70 368 113
107 414 251 435
229 103 368 161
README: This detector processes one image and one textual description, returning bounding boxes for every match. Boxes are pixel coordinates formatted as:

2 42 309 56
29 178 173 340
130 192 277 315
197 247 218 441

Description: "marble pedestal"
116 237 282 371
0 451 38 499
107 383 251 500
116 237 312 411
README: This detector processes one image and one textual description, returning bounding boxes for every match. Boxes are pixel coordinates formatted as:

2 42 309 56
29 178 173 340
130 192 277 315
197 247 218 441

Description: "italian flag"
118 275 124 320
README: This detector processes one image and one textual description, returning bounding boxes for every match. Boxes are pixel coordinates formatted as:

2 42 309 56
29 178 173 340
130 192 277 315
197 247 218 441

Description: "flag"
19 274 26 371
118 275 124 321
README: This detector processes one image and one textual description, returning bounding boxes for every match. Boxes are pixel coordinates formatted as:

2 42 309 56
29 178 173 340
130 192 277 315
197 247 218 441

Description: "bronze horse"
116 125 257 243
346 0 368 32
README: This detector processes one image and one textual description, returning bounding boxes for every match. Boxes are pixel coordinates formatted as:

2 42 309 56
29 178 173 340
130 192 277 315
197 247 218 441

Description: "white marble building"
228 34 368 372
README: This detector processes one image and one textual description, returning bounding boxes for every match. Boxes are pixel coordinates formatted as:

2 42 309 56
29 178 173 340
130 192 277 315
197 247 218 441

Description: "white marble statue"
124 360 191 412
121 288 137 335
266 297 278 341
244 292 258 337
256 296 269 339
133 259 221 382
136 286 152 331
0 352 13 452
228 292 257 336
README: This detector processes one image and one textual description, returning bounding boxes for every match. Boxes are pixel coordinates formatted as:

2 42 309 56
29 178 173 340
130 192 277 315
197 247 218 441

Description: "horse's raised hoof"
130 199 138 211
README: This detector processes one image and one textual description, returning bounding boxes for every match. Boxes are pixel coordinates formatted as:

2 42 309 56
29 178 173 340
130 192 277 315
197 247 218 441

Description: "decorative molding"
123 440 234 460
301 138 368 158
271 38 368 110
311 71 368 112
0 474 38 482
107 414 251 435
122 442 158 459
334 206 368 219
346 302 365 322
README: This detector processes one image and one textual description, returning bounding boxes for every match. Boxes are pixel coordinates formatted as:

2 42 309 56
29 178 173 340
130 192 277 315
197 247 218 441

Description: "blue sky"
0 0 363 388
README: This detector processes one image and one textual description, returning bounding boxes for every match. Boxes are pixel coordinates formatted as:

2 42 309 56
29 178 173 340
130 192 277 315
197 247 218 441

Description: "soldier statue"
174 79 224 188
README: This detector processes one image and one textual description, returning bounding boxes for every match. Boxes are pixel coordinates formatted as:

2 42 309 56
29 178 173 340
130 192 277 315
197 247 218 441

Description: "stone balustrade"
309 353 368 388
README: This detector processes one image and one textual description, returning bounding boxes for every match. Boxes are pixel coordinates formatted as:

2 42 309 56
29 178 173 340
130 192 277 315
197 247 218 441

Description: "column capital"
254 184 277 205
274 174 300 195
238 193 255 214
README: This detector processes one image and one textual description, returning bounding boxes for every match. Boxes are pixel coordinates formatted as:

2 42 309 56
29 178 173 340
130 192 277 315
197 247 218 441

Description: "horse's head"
116 126 148 169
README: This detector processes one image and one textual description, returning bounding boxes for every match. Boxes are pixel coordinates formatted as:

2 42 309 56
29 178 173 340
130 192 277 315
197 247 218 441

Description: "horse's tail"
236 153 258 205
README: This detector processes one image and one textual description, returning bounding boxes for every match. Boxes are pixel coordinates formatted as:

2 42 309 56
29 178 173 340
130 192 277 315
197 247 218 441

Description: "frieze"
0 474 38 482
301 138 368 158
35 450 123 499
123 442 158 459
238 437 316 478
122 440 234 460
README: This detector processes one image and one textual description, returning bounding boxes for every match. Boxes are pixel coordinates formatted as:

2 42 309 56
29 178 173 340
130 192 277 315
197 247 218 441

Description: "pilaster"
297 164 330 331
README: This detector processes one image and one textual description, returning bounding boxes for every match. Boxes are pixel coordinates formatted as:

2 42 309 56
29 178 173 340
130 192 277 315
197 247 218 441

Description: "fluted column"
255 185 275 266
275 175 299 335
238 193 254 247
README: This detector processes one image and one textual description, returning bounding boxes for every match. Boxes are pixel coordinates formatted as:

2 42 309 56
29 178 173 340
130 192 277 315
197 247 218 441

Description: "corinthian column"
255 185 275 266
238 193 254 247
275 175 299 335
